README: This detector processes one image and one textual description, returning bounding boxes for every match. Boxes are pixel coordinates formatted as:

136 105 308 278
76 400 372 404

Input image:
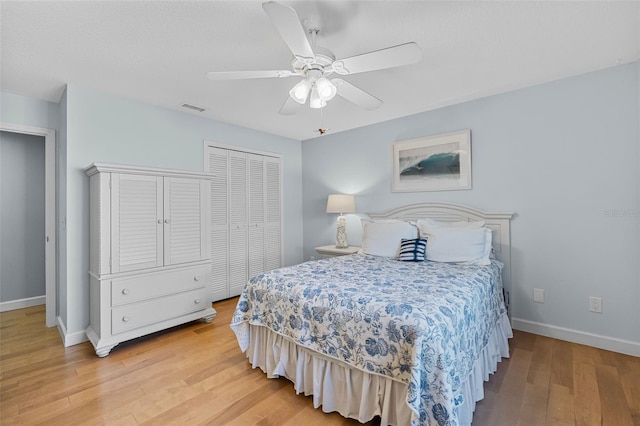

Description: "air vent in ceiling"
181 103 206 112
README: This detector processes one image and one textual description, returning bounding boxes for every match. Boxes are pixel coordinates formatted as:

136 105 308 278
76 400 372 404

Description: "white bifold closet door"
208 148 229 303
206 145 282 302
248 154 265 279
264 157 281 272
229 151 249 297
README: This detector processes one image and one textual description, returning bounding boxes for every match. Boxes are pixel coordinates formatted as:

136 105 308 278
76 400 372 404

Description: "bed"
231 202 514 426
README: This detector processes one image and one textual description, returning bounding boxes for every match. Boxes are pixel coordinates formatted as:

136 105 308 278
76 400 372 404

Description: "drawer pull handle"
122 288 129 295
194 298 201 304
193 276 200 281
164 219 170 224
157 219 162 224
122 315 130 322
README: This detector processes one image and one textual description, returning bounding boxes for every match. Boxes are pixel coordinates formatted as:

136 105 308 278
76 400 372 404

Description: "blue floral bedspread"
231 254 507 426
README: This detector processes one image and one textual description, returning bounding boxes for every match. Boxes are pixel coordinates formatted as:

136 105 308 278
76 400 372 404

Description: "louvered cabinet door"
111 173 164 273
208 147 229 302
163 177 208 266
265 156 282 271
229 151 248 297
248 154 265 279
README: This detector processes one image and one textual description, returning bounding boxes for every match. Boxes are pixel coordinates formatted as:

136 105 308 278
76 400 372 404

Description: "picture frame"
392 130 471 192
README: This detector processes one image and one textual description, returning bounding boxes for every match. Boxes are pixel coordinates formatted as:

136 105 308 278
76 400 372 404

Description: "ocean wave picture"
392 130 471 192
399 142 460 180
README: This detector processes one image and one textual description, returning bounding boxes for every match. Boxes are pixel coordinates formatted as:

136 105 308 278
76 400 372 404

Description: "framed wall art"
392 130 471 192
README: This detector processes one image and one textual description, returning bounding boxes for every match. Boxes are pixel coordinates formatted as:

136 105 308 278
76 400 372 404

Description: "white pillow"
416 218 485 237
424 226 493 265
361 220 418 258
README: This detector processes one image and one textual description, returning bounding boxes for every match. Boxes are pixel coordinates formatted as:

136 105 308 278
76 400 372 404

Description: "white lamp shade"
309 86 327 109
326 194 356 214
289 80 311 104
316 77 337 101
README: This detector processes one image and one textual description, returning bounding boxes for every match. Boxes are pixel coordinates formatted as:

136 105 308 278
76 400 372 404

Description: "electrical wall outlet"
533 288 545 303
589 296 603 313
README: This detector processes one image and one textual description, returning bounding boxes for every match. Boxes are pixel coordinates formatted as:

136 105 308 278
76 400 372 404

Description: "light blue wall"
2 62 638 349
0 93 63 315
63 85 303 333
301 63 640 345
0 131 46 302
0 92 59 129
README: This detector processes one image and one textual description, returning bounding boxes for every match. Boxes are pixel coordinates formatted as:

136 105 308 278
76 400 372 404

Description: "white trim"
0 295 45 312
512 317 640 357
0 122 57 327
57 315 89 347
85 162 215 179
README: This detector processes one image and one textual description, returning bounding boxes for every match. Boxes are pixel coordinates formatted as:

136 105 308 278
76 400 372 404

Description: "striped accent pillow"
398 238 427 261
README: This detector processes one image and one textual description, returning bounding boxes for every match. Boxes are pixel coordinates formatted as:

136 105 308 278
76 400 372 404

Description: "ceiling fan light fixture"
207 2 420 115
289 79 311 104
316 77 337 101
309 86 326 109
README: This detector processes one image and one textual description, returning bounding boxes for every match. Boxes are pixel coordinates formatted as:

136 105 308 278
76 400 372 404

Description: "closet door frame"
0 123 56 327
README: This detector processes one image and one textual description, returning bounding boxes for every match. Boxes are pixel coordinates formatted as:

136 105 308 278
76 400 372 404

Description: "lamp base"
335 215 348 248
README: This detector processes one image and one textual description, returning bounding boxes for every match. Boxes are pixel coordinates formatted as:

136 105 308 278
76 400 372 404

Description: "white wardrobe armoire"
85 163 216 357
205 144 283 302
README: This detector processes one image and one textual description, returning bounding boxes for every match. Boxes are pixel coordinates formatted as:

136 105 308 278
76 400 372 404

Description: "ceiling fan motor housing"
291 45 336 77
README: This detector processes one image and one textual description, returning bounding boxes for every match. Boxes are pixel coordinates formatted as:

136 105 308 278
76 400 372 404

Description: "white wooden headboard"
369 202 515 312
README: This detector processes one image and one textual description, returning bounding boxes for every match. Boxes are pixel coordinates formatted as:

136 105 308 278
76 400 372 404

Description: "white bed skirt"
244 313 512 426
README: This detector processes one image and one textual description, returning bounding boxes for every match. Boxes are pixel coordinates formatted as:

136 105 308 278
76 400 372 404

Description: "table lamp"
326 194 356 248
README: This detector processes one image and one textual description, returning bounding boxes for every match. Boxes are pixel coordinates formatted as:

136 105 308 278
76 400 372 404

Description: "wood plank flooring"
1 298 638 425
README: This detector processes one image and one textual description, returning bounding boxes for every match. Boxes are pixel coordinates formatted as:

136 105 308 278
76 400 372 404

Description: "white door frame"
1 122 57 327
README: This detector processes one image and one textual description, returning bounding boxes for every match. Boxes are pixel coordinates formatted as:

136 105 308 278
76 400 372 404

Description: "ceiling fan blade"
332 79 383 110
279 96 302 115
207 70 294 80
262 1 315 62
332 42 421 75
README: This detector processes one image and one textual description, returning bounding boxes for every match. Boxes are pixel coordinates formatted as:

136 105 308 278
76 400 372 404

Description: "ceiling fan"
206 1 422 115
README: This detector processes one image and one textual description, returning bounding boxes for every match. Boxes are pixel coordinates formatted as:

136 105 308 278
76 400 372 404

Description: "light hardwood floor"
1 298 638 425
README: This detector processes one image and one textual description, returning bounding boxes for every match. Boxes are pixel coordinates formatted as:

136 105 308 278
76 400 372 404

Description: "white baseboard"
56 315 89 347
511 317 640 357
0 295 45 312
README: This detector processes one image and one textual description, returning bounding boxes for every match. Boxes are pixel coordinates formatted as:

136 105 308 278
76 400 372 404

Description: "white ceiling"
1 1 638 141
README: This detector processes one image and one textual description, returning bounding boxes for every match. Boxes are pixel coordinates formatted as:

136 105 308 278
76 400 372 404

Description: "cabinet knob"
194 298 201 304
164 219 170 224
193 276 200 281
122 315 130 322
157 219 162 224
121 288 129 295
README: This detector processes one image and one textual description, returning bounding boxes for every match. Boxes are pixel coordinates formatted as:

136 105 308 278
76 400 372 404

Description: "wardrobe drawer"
111 288 208 334
111 266 207 306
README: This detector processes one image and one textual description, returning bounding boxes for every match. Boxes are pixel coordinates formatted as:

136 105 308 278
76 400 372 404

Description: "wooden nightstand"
314 245 361 258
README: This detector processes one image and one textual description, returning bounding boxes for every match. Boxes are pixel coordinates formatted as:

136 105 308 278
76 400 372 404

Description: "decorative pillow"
398 238 427 261
361 220 418 258
424 226 493 265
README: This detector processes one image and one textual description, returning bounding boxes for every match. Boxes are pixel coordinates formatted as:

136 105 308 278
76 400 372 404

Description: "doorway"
0 123 56 327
